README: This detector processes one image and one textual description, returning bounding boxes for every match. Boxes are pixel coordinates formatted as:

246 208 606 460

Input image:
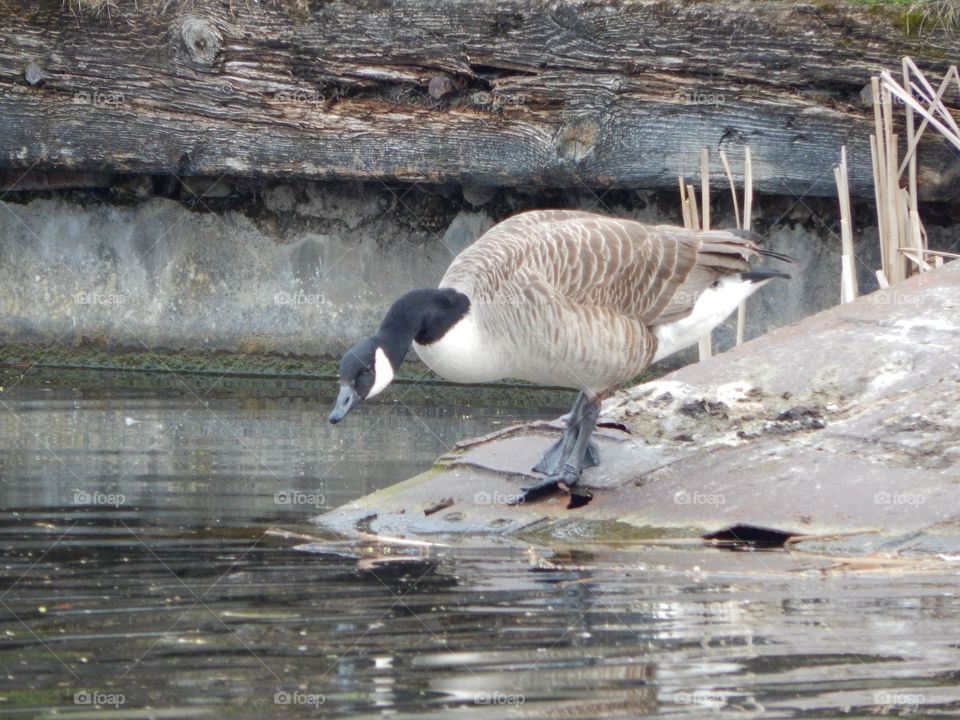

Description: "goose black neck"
375 288 470 369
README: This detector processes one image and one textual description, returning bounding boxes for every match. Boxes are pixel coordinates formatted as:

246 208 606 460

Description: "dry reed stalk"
899 249 933 271
903 58 920 259
834 57 960 302
906 59 960 134
833 146 857 303
895 62 960 171
687 184 700 230
743 147 753 232
870 78 890 280
699 148 710 232
916 248 960 259
679 177 692 229
718 150 741 229
719 149 750 345
890 66 960 156
873 60 958 283
681 149 761 359
738 148 753 346
698 149 712 360
883 84 905 284
882 67 960 154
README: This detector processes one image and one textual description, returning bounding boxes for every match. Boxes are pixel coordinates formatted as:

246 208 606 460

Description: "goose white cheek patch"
367 347 394 399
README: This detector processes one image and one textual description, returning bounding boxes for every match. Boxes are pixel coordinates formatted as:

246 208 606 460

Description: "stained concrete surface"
8 178 958 363
318 260 960 551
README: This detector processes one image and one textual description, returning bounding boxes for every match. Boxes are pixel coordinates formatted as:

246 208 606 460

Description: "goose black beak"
329 385 360 424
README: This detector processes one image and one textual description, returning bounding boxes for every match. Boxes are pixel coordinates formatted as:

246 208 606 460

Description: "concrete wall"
0 177 956 364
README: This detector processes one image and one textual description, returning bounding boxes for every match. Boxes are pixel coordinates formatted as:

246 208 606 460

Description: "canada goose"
330 209 790 503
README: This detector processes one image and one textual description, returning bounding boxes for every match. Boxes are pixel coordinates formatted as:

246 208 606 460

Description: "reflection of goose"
330 209 790 502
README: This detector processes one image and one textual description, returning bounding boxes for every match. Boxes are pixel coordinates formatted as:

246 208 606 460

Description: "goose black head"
329 288 469 424
328 337 395 424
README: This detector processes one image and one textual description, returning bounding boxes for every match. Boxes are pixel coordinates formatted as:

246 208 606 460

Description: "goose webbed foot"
532 392 601 476
515 473 573 503
515 396 601 505
532 437 600 475
514 468 593 504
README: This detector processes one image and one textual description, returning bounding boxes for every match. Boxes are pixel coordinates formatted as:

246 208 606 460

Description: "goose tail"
740 269 791 282
729 229 797 264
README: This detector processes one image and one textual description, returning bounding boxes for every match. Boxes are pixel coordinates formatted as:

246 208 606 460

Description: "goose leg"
518 398 601 503
532 393 600 475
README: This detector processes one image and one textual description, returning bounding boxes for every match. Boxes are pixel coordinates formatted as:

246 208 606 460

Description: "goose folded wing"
523 218 761 326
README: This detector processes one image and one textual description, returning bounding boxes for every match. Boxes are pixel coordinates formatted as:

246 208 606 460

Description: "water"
2 381 960 718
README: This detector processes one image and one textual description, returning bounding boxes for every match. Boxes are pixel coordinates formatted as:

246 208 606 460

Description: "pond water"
2 380 960 718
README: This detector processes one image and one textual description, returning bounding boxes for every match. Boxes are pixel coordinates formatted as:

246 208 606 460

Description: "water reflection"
2 385 960 718
0 386 550 525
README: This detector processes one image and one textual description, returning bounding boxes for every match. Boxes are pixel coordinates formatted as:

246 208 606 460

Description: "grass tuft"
906 0 960 32
64 0 315 19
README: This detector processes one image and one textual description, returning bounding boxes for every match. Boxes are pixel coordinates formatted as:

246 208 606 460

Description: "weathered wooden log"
1 0 958 199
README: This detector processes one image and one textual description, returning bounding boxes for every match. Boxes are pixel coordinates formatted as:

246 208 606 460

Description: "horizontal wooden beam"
1 0 957 199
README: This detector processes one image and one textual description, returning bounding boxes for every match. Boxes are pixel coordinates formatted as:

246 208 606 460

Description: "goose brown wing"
443 212 765 325
516 217 761 324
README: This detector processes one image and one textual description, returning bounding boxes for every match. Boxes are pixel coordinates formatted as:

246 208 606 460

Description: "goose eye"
355 369 374 395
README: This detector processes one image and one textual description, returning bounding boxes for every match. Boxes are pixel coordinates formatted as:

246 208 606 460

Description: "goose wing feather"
443 211 765 320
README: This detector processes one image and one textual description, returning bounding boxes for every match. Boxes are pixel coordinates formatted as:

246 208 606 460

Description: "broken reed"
869 59 959 288
834 146 857 304
679 147 754 361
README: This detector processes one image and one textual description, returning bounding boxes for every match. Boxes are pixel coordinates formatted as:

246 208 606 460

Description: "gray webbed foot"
514 394 602 506
533 437 600 475
512 470 595 506
531 392 601 475
513 469 580 504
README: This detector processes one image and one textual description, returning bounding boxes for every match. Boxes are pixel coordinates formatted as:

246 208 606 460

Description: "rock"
462 184 497 207
264 184 297 213
110 174 153 201
440 210 494 257
427 75 455 99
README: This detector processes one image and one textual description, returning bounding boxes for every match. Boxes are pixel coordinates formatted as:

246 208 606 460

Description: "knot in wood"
179 16 222 65
24 62 46 86
556 117 599 163
550 1 582 31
